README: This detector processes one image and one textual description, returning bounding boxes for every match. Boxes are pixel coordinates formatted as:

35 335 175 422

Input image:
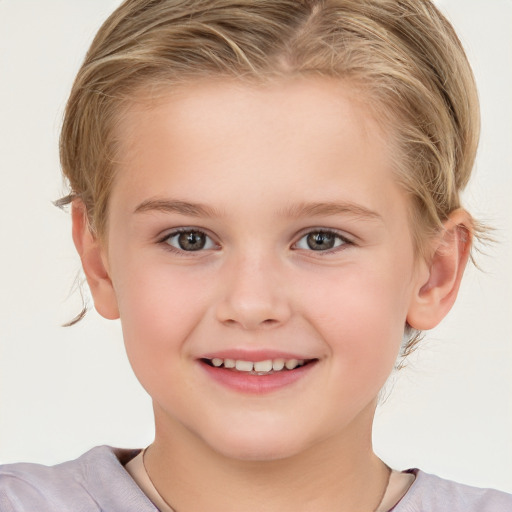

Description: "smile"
199 356 318 394
202 357 312 375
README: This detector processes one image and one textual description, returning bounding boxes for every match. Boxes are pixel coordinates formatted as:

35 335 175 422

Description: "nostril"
221 317 280 329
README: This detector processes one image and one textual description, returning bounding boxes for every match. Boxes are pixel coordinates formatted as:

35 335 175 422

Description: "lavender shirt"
1 446 511 511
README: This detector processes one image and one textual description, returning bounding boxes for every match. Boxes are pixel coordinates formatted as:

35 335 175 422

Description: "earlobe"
407 209 473 331
71 201 120 320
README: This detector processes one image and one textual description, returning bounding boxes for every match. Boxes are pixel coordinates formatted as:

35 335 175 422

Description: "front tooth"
211 358 223 367
272 359 285 371
254 360 273 372
235 360 254 372
224 359 236 368
285 359 299 370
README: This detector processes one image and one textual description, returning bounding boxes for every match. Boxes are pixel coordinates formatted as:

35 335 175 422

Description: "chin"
201 423 314 463
214 441 301 463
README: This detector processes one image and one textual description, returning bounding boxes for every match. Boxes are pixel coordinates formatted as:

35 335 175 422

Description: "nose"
215 252 292 330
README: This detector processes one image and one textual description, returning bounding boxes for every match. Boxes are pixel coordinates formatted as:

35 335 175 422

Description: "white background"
0 0 511 493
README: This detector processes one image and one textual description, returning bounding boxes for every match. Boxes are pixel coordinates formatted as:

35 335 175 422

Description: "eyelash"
293 229 353 254
158 228 218 255
158 228 353 255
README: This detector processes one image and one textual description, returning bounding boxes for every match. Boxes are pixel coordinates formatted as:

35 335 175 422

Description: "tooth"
272 359 285 371
285 359 299 370
254 360 273 372
212 358 223 367
224 359 236 368
297 359 305 366
235 360 254 372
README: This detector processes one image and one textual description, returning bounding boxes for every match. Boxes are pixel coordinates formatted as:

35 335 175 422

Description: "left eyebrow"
133 198 221 217
279 201 383 222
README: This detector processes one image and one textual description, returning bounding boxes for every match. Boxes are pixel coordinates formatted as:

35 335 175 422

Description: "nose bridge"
216 247 291 329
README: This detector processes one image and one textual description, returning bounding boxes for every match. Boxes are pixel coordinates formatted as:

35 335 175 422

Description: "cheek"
112 262 209 383
303 264 412 372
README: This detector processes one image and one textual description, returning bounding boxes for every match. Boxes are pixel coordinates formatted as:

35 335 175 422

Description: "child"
1 0 511 510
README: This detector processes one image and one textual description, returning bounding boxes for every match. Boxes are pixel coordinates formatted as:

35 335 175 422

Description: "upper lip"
199 349 317 362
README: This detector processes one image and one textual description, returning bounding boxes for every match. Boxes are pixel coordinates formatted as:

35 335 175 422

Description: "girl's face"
99 78 429 461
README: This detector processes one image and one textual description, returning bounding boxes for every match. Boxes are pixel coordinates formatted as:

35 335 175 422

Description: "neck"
144 402 390 512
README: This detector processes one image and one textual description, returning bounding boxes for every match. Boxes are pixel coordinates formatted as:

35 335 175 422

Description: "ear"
71 201 120 320
406 209 472 331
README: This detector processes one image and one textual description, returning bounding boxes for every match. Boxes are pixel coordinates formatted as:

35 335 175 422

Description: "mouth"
200 357 317 376
197 350 320 393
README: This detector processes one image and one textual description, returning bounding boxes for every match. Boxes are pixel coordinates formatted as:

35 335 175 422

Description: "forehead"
118 76 385 144
110 77 407 225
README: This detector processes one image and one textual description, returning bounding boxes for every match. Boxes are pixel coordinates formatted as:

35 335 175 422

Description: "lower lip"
199 360 317 394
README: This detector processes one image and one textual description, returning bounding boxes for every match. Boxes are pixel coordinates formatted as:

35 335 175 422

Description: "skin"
73 77 471 511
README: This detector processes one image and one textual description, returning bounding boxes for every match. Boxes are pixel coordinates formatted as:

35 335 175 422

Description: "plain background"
0 0 511 494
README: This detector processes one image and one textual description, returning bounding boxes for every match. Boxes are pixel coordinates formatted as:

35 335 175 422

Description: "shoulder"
0 446 156 512
394 469 512 512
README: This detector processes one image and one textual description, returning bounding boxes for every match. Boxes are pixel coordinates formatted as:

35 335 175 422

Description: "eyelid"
155 226 354 254
292 228 354 252
157 227 219 253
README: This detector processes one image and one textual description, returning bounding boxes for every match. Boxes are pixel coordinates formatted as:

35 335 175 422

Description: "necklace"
141 448 176 512
142 448 393 512
374 465 392 512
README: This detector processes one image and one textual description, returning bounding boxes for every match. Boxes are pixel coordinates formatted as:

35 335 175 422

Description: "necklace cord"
373 465 392 512
142 448 393 512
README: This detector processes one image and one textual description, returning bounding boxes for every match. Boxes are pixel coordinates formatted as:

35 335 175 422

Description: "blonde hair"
59 0 481 344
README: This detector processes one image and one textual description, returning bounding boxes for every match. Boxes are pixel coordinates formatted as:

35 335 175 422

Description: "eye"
163 229 216 252
295 230 349 251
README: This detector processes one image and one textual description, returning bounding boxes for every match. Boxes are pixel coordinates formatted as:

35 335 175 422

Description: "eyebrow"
134 197 382 222
280 201 383 222
134 198 221 217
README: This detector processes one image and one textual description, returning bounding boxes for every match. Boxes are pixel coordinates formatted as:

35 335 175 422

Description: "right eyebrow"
133 198 221 217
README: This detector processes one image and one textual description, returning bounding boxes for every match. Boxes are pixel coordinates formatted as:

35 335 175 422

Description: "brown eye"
306 232 335 250
165 230 215 251
295 230 348 252
178 231 205 251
